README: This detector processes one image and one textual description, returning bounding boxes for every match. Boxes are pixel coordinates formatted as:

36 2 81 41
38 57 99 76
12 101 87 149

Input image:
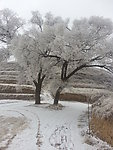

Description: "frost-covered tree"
44 16 113 104
0 8 24 62
11 34 45 104
0 8 23 44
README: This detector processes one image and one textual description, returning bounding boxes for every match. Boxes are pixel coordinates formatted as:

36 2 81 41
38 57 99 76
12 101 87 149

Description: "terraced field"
0 62 35 100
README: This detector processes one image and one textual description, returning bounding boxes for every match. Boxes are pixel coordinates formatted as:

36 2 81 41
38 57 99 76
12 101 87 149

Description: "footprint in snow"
49 125 74 150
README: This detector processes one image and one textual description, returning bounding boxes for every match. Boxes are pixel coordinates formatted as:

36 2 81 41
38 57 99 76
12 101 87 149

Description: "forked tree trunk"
54 86 63 105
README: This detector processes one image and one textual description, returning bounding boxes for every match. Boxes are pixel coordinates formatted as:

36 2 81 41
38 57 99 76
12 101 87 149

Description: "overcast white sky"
0 0 113 22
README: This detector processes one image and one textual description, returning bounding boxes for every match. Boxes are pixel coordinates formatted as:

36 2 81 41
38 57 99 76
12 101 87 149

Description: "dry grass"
90 114 113 147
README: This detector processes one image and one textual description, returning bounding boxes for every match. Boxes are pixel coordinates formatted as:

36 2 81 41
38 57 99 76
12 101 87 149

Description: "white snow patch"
7 55 16 62
0 97 112 149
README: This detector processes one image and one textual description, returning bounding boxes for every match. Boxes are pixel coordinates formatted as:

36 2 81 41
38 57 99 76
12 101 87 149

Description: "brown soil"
90 114 113 147
0 93 35 100
0 84 34 94
0 79 17 84
60 93 88 103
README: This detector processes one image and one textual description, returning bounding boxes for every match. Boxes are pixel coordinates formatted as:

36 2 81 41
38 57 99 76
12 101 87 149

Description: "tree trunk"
35 82 41 104
54 86 63 105
33 72 45 104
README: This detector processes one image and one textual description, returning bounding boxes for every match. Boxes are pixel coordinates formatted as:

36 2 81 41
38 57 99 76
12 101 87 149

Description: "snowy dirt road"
0 99 91 150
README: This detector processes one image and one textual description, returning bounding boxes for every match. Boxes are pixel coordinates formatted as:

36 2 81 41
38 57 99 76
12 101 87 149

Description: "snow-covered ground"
0 98 112 150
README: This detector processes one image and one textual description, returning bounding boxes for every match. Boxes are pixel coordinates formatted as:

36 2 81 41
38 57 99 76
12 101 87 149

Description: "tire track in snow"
23 109 43 150
0 104 42 150
0 110 26 150
7 110 25 117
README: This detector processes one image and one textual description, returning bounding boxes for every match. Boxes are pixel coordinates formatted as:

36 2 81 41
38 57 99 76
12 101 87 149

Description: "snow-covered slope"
92 95 113 119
